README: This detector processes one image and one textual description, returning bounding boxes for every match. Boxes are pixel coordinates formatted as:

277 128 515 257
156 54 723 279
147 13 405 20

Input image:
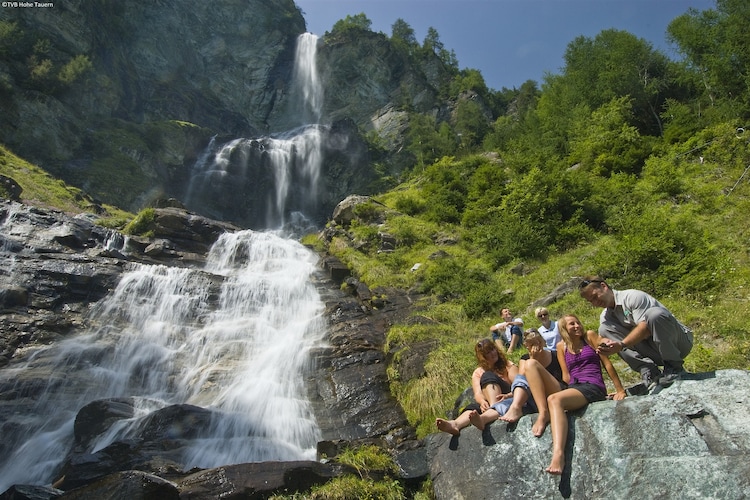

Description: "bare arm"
495 361 519 401
471 367 486 406
556 341 570 384
507 361 519 380
598 321 651 355
600 354 627 400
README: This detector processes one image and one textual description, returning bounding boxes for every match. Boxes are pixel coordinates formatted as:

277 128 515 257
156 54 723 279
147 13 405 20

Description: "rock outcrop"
427 369 750 499
0 1 461 224
0 199 425 497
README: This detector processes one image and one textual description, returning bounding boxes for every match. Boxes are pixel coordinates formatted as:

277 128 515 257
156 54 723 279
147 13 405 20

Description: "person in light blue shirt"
535 307 560 350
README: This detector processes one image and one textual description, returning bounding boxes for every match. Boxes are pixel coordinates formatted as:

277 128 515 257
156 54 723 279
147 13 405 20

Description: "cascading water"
0 33 333 491
0 230 326 490
184 33 325 230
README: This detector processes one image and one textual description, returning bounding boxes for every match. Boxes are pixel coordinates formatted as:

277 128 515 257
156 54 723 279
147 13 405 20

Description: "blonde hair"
557 314 583 351
534 307 549 317
523 328 545 348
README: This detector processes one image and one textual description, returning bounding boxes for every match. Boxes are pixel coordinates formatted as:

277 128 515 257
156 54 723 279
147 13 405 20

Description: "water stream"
184 33 325 229
0 231 326 489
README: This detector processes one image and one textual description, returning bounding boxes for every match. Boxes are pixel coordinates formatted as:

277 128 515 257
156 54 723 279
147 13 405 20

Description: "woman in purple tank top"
545 314 626 475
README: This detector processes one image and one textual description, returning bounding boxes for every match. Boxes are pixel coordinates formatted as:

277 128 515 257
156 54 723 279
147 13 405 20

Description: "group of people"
437 277 694 475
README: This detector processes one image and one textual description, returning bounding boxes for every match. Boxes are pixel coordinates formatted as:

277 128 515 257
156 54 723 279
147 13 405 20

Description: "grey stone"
427 370 750 500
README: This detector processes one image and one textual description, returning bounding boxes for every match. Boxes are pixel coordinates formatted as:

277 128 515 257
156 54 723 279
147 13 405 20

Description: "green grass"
324 130 750 438
269 445 407 500
0 144 132 222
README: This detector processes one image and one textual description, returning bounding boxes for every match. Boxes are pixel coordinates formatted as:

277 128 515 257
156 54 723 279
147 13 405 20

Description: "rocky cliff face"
0 2 455 226
0 199 423 496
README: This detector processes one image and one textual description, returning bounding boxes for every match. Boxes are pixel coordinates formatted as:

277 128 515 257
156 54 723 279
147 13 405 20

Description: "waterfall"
0 32 332 490
293 32 324 124
0 231 326 490
184 33 324 229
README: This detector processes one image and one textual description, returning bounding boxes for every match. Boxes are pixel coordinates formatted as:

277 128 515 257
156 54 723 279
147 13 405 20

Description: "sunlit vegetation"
269 445 413 500
321 2 750 439
0 145 131 222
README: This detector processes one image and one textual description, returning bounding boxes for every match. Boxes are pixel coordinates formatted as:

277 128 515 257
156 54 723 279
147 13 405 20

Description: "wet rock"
177 461 355 499
0 484 62 500
74 399 136 449
59 470 179 500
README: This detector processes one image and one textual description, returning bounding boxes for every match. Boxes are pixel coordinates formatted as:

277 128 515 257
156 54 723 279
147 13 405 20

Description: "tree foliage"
667 0 750 116
330 13 372 35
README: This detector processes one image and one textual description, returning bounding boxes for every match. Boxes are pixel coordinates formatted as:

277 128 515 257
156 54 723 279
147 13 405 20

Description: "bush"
58 55 92 85
123 208 155 237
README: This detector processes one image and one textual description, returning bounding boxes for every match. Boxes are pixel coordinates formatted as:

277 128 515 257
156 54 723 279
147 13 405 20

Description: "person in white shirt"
535 306 561 350
490 308 524 353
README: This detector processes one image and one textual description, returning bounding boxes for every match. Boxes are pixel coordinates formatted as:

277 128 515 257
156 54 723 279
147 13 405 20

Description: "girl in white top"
535 306 561 350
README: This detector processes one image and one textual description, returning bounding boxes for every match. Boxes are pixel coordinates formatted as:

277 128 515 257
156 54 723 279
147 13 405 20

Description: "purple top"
564 343 605 392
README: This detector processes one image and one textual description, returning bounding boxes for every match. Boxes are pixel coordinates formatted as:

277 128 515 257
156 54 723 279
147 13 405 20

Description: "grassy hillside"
0 144 132 224
313 122 750 438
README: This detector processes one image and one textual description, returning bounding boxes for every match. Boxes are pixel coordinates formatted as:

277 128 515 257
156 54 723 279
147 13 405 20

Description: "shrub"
58 55 92 85
122 208 155 237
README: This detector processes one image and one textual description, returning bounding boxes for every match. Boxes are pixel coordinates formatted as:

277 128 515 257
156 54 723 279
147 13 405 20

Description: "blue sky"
295 0 717 91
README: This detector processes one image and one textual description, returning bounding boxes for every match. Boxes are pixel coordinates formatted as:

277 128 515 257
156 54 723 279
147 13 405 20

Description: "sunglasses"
537 313 549 318
578 279 604 290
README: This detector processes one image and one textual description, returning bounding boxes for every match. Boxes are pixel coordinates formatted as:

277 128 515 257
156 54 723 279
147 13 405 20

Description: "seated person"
436 338 517 436
468 330 565 434
489 307 524 353
535 307 561 350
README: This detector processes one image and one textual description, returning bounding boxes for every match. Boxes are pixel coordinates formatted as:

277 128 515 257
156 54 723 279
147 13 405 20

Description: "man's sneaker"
626 382 648 396
659 364 686 387
642 371 659 392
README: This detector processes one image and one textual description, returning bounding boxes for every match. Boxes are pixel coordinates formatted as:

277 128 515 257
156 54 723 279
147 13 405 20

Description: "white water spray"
0 230 326 490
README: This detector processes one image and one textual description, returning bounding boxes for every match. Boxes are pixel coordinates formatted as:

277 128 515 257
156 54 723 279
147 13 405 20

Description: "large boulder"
427 369 750 499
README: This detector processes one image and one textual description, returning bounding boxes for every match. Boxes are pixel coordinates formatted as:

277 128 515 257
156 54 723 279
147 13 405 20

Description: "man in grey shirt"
578 277 693 390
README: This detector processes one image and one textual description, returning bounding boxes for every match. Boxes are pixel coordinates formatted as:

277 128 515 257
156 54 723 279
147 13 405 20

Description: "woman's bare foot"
499 405 524 423
436 418 460 436
532 414 550 437
468 410 486 431
544 454 564 475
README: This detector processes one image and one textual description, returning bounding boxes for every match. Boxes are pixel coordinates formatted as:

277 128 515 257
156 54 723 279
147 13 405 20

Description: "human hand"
480 400 491 412
596 339 622 355
611 390 627 401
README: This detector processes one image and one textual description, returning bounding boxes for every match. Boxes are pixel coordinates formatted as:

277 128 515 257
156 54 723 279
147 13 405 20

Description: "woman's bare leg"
545 389 588 474
483 383 503 404
436 409 472 436
524 359 564 437
469 408 499 431
499 386 528 423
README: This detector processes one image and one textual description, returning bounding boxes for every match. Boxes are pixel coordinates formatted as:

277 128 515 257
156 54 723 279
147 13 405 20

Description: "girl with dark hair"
435 338 517 436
